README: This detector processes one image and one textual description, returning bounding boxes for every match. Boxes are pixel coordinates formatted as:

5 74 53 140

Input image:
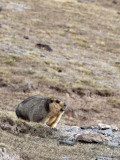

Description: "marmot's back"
16 96 49 122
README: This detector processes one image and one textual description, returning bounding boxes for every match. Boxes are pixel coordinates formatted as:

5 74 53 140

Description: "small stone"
59 140 75 146
98 123 111 130
108 141 119 147
98 123 118 132
76 133 108 143
98 129 113 136
0 147 21 160
67 126 80 132
0 7 2 11
61 156 71 159
111 126 118 132
77 0 82 3
36 43 53 52
81 125 99 130
24 36 29 39
95 156 116 160
115 62 120 65
112 0 117 4
58 69 62 73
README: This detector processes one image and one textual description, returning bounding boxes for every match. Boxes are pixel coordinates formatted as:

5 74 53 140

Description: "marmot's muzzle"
60 104 67 112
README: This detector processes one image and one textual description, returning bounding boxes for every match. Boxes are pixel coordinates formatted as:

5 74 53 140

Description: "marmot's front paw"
51 127 58 131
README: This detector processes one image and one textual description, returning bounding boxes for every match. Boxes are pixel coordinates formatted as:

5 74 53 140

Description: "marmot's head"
49 98 67 113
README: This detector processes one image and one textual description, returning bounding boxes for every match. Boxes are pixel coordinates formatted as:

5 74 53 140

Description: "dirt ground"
0 0 120 159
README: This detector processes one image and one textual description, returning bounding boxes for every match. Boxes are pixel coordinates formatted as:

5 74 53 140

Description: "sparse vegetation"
0 0 120 159
108 98 120 108
0 143 8 149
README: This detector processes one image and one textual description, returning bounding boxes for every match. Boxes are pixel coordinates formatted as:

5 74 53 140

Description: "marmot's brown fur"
16 96 67 128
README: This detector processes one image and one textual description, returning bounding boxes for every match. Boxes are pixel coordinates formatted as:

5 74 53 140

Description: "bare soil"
0 0 120 159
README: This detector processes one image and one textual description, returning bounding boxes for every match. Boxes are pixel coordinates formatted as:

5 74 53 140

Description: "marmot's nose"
60 108 64 112
61 104 67 111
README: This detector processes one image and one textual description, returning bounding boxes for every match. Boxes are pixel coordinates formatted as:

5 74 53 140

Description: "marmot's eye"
56 100 60 103
64 104 66 107
50 99 54 103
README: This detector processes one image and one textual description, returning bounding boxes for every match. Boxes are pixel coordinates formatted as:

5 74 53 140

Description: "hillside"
0 0 120 159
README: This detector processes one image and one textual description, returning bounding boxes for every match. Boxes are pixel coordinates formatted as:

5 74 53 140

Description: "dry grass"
0 0 120 159
0 0 119 119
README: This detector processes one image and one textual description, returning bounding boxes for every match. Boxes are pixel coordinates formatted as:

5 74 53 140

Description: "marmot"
16 96 67 128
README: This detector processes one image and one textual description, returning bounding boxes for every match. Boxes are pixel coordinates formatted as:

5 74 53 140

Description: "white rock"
98 123 111 130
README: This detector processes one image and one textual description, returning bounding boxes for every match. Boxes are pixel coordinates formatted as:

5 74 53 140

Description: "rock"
77 0 83 3
108 141 120 147
115 62 120 65
112 0 117 4
24 36 29 39
81 125 99 130
36 43 53 52
61 156 71 159
108 133 120 147
98 129 113 136
95 156 118 160
98 123 118 132
111 126 118 132
6 2 30 12
98 123 111 130
0 147 21 160
58 126 82 140
58 69 62 72
59 140 75 146
58 123 120 147
0 148 9 160
66 126 80 132
0 6 2 11
76 133 108 143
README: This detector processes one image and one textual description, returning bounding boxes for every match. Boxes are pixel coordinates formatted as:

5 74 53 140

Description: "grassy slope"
0 0 120 159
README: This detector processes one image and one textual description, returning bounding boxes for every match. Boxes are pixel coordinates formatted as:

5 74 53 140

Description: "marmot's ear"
50 99 54 103
45 99 51 112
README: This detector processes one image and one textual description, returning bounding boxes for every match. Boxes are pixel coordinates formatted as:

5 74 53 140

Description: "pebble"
95 156 118 160
59 140 75 146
